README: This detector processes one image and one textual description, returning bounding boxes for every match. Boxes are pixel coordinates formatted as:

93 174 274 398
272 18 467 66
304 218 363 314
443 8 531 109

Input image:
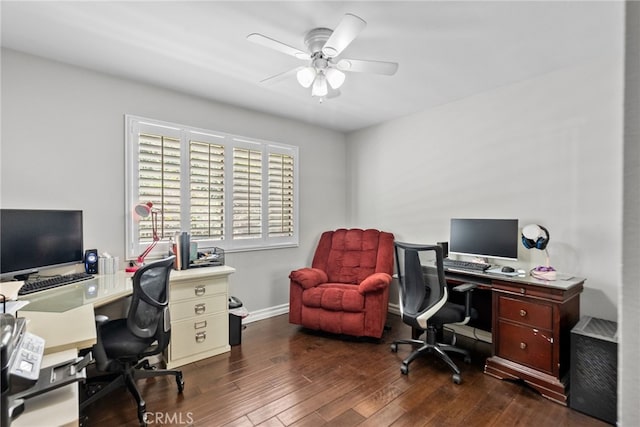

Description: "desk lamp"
125 202 160 273
521 224 556 280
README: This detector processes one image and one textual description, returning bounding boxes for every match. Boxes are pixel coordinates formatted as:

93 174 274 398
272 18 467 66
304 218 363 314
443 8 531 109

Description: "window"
268 152 295 237
125 116 298 259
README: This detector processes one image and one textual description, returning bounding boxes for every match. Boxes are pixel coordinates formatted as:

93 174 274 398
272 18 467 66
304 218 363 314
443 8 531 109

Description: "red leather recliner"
289 228 395 339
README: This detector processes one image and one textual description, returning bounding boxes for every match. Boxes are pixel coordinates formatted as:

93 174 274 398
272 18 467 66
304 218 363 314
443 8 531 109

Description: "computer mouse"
501 266 515 273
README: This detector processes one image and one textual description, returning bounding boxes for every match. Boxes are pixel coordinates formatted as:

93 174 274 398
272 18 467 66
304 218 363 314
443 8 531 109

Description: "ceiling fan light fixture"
311 73 328 97
325 68 345 89
296 66 316 88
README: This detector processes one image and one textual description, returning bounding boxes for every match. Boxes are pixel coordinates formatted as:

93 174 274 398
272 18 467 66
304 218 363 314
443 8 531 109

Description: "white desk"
18 272 135 355
12 349 80 427
10 265 235 425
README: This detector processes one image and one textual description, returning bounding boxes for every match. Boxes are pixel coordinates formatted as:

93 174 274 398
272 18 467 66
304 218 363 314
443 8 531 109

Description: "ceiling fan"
247 13 399 100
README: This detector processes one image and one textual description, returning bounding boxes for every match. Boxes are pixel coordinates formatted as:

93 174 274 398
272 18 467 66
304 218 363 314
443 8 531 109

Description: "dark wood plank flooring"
83 313 609 426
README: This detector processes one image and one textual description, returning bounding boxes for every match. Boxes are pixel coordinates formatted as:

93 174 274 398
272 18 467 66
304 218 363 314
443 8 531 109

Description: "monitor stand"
13 271 38 282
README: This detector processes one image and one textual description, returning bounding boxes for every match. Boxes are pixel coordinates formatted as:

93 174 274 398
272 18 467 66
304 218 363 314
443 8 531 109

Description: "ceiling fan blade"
259 67 302 85
247 33 310 60
321 13 366 57
336 58 399 76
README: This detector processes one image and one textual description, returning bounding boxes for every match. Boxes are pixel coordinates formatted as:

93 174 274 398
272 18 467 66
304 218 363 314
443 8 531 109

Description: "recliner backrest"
312 229 394 284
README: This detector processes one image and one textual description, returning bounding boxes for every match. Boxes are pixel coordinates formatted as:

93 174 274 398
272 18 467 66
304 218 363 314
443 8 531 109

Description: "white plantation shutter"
189 140 225 240
268 152 294 237
232 147 262 240
137 132 182 242
126 115 298 258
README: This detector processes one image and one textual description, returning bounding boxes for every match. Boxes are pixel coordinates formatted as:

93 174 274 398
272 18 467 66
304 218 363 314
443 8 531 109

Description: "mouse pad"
485 267 522 277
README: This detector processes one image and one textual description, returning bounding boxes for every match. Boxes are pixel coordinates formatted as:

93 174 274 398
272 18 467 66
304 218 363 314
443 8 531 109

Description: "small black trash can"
229 296 243 346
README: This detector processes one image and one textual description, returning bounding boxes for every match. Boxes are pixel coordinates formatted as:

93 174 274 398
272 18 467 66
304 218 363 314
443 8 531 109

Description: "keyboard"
18 272 94 295
443 258 491 272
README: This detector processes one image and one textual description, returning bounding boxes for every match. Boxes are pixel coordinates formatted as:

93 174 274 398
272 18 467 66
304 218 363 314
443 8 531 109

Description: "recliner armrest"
358 272 392 294
289 267 328 289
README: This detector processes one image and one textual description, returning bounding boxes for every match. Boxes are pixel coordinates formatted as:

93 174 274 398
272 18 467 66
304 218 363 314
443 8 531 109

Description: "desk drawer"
498 296 552 329
170 312 228 361
497 321 554 373
171 277 227 301
492 280 565 301
171 294 226 322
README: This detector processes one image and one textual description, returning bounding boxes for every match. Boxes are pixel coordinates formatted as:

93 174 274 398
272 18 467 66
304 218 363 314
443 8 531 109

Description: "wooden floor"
83 313 609 426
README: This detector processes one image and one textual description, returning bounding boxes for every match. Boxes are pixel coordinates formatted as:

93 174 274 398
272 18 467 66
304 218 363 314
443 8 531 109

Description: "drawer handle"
195 331 207 343
519 309 527 317
194 320 208 330
520 342 527 350
195 286 206 296
194 303 206 315
519 288 526 295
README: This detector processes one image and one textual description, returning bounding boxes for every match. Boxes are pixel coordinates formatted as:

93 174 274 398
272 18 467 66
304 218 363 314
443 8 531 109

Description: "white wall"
0 48 347 314
620 1 640 423
346 57 623 321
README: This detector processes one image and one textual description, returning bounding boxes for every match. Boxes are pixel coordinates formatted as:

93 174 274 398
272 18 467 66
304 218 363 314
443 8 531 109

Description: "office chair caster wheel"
140 360 156 370
176 373 185 393
390 343 398 352
400 363 409 375
452 373 462 384
138 407 147 427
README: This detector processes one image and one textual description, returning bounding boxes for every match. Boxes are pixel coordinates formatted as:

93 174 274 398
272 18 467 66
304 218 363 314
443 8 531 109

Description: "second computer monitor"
448 218 518 261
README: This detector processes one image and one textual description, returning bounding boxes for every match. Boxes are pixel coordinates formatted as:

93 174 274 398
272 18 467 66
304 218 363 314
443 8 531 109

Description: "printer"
1 313 90 426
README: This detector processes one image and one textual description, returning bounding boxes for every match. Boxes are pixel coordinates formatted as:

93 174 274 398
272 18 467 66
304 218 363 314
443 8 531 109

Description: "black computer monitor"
449 218 518 261
0 209 84 281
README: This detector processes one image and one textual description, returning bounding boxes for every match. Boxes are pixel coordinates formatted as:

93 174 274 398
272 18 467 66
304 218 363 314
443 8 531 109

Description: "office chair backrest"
394 243 447 328
127 256 175 342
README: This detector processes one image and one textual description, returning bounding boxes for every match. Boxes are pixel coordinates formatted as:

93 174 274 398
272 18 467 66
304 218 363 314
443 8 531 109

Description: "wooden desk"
445 269 584 405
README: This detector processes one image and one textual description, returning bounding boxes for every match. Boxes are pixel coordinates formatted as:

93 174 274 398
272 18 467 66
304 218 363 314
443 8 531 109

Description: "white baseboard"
388 303 400 315
242 303 289 324
242 303 491 343
447 324 492 344
387 303 492 343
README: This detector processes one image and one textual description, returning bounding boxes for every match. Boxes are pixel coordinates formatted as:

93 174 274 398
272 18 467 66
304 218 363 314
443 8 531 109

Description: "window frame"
125 115 299 260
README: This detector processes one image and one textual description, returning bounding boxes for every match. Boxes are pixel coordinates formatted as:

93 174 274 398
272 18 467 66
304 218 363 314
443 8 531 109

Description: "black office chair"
80 256 184 426
390 242 476 384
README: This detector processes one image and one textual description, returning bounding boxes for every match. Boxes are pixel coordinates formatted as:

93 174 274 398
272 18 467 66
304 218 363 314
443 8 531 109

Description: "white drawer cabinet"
166 266 235 368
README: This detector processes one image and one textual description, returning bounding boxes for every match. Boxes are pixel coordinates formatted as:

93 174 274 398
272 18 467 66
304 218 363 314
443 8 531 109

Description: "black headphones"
521 224 550 250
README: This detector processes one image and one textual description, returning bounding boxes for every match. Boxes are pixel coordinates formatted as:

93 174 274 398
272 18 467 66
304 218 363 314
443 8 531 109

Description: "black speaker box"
84 249 98 274
570 316 617 425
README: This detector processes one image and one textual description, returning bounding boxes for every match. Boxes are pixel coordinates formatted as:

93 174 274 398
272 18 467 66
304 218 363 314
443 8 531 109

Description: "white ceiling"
0 1 621 133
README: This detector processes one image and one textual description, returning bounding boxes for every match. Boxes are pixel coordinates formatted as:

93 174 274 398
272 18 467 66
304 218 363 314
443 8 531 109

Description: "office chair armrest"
452 283 476 320
289 268 328 289
94 314 109 325
358 272 392 294
452 283 476 293
92 314 111 371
